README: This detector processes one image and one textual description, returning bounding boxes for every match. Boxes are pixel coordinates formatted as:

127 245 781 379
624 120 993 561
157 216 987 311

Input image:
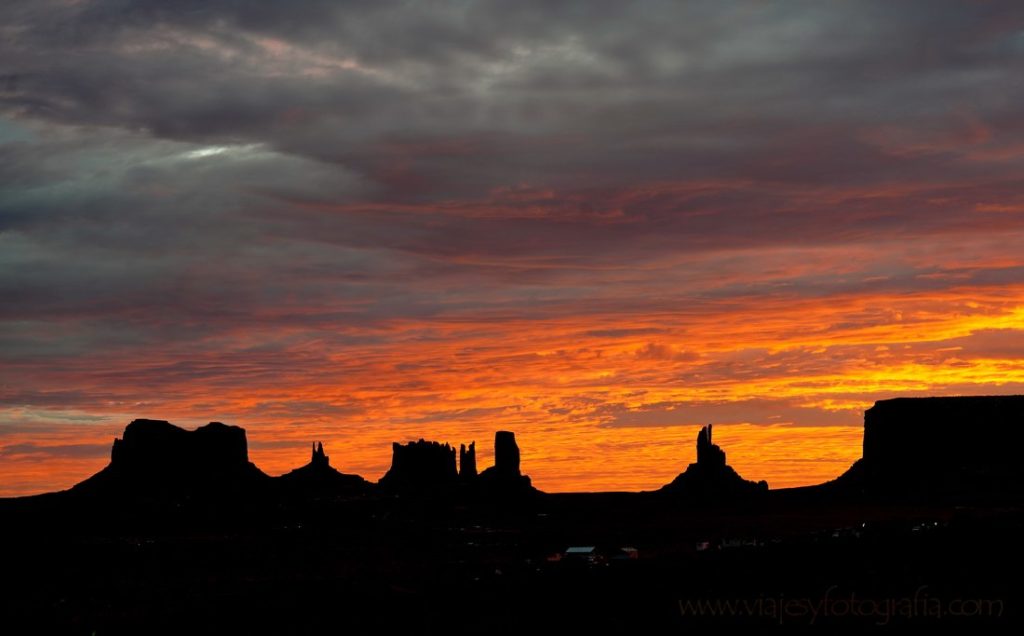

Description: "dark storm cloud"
5 1 1024 196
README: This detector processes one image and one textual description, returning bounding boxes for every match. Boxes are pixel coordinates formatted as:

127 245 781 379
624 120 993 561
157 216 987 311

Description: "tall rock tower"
493 431 521 476
459 442 478 479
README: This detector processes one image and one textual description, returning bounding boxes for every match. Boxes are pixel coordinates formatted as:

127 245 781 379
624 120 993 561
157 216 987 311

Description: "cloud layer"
3 1 1024 494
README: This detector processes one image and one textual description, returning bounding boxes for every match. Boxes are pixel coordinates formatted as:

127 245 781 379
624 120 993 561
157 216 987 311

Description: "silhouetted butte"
278 441 370 494
833 395 1024 501
72 418 269 498
658 424 768 502
378 431 536 497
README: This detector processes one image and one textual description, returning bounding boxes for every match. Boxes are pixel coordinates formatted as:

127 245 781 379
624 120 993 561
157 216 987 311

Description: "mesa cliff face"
863 396 1024 469
836 395 1024 499
658 424 768 501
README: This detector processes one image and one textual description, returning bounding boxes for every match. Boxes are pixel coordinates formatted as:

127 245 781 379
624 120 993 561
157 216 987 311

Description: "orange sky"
3 274 1023 497
3 2 1024 497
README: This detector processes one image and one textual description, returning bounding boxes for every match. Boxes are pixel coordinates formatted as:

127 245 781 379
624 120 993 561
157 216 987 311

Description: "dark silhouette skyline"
11 395 1021 505
2 394 1021 633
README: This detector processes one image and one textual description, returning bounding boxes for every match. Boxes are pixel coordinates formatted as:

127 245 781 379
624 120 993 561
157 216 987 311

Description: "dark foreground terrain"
1 491 1020 634
4 397 1023 634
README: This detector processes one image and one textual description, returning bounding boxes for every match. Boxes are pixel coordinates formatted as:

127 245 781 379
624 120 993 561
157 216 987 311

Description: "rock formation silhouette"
658 424 768 501
25 396 1024 510
459 442 477 479
495 431 521 473
696 424 725 467
67 419 541 502
73 419 269 497
278 441 370 493
476 431 534 495
833 395 1024 500
312 442 328 467
7 402 1024 635
378 439 459 492
378 432 535 496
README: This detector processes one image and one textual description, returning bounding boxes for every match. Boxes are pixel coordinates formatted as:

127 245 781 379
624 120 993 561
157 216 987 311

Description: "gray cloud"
0 441 108 459
2 0 1024 428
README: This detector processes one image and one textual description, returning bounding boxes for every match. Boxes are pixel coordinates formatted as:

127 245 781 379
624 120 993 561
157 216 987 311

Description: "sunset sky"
3 1 1024 496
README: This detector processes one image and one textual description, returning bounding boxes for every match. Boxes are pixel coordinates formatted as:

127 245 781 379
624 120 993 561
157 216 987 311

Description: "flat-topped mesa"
75 419 268 496
863 396 1024 470
658 424 767 501
379 439 458 491
835 395 1024 500
111 419 250 470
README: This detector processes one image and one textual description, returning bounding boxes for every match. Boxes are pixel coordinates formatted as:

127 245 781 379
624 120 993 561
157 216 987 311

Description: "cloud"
2 1 1024 494
598 398 862 428
0 441 109 460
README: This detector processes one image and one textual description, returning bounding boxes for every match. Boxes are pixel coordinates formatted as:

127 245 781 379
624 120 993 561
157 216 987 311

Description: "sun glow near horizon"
3 291 1022 497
